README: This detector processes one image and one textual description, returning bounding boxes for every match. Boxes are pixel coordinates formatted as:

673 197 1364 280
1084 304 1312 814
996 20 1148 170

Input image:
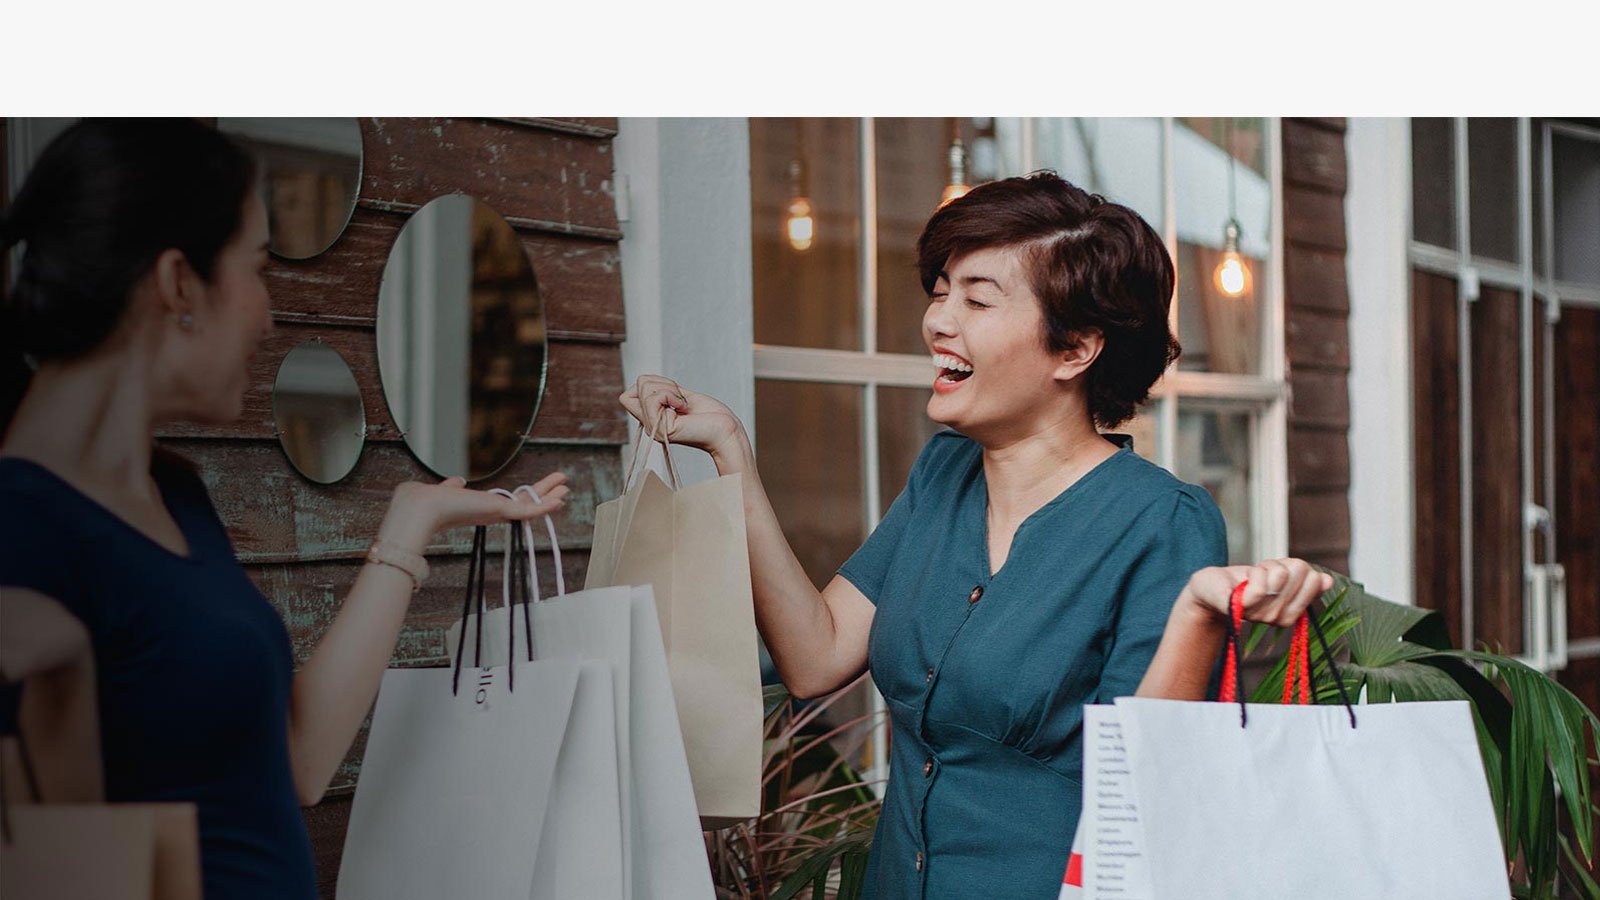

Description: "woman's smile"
932 348 974 394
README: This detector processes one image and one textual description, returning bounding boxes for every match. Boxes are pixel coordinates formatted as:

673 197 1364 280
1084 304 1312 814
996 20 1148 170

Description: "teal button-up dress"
839 431 1226 899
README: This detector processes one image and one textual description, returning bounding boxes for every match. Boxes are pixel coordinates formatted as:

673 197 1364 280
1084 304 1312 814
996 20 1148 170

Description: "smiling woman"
625 170 1331 900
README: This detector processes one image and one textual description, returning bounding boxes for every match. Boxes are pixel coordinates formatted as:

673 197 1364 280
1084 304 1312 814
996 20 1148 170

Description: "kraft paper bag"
337 659 580 900
1104 697 1509 900
450 506 712 900
587 437 762 828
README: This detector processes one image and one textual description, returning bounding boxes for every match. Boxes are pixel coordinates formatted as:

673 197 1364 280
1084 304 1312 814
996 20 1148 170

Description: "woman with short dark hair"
625 171 1330 899
0 118 571 899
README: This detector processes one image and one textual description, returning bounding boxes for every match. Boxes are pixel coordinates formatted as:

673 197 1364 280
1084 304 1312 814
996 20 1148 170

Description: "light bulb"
1212 219 1251 298
785 196 815 252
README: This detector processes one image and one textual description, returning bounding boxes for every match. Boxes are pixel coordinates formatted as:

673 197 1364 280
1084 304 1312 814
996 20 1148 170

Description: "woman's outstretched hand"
620 375 744 458
1182 558 1335 628
378 471 570 552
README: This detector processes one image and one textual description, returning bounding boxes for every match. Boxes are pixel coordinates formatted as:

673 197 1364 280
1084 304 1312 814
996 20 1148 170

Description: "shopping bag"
449 488 713 900
586 422 762 827
339 525 582 900
1078 582 1509 900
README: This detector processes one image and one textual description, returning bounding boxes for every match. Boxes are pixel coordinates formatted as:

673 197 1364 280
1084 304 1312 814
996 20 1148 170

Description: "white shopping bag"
448 490 712 900
1106 696 1509 900
336 656 580 900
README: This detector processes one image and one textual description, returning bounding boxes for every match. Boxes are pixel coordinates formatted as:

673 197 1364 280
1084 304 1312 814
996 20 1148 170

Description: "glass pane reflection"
1176 407 1254 564
755 379 865 589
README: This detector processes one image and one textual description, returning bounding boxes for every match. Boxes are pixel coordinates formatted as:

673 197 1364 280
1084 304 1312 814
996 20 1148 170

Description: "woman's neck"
980 416 1118 528
2 348 160 500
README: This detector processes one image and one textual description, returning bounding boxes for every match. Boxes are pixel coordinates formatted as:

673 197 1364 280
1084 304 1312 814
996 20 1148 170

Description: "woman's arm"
286 473 570 806
1136 560 1334 700
0 587 103 801
623 377 873 700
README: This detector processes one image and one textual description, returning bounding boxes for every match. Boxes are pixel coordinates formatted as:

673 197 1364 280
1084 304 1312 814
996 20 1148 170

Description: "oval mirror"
217 118 363 259
272 341 366 484
376 194 548 482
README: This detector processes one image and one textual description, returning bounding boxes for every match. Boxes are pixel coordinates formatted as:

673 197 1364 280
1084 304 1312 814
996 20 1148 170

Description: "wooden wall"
1281 118 1353 574
155 118 627 895
1556 308 1600 715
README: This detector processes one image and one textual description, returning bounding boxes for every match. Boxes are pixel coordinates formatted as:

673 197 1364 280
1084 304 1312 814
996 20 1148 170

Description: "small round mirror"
217 118 363 259
272 341 366 484
376 194 548 481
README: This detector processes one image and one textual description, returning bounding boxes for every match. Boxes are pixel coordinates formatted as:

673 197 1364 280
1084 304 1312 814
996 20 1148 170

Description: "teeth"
932 353 973 373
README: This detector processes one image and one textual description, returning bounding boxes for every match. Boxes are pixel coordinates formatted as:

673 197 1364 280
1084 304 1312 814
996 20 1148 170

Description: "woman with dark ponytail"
0 119 571 899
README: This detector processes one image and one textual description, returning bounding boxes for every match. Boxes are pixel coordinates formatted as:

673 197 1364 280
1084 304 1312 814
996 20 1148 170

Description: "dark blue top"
0 455 317 900
839 431 1227 900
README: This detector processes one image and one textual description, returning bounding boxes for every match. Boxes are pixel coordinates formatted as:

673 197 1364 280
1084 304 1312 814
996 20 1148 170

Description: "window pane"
1468 118 1520 264
876 118 988 355
1552 129 1600 285
1034 117 1164 228
877 386 941 518
1175 407 1254 564
1411 117 1457 248
750 118 862 350
755 379 865 588
1175 118 1269 375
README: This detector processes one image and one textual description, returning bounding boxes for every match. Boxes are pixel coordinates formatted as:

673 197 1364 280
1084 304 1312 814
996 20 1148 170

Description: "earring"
178 314 195 332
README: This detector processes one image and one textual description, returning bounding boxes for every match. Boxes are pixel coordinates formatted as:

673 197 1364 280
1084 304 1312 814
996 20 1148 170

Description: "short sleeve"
1095 485 1228 702
837 434 946 605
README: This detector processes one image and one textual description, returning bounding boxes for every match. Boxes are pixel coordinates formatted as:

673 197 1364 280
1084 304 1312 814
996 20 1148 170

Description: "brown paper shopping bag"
587 427 762 828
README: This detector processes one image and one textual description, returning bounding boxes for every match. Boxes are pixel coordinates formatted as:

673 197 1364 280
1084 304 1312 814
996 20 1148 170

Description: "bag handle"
511 484 565 601
621 396 683 494
1217 580 1357 729
451 525 502 696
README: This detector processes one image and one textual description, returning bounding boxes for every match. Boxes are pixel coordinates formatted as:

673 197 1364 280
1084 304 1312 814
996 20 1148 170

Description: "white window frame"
750 117 1290 787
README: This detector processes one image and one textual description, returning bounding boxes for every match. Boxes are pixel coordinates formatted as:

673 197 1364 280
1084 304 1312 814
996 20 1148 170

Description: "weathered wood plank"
1471 286 1525 655
1284 121 1348 194
498 117 620 139
264 208 625 341
1287 307 1351 371
155 328 628 445
1556 308 1599 642
1289 490 1352 556
1288 369 1350 428
1411 269 1463 642
1283 184 1348 253
160 438 624 562
1284 244 1350 313
1289 117 1346 134
361 118 618 234
1287 426 1350 492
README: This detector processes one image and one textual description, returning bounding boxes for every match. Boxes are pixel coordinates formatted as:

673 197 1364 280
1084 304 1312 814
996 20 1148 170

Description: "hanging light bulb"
1214 219 1251 298
940 136 970 208
784 159 814 252
1212 118 1251 299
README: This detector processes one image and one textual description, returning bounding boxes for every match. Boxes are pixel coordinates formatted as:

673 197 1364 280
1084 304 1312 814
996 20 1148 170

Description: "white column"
1344 117 1416 604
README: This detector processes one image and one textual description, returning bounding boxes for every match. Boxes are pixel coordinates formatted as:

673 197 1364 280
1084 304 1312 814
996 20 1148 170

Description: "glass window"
1468 118 1520 264
1034 117 1164 228
877 386 941 517
1175 406 1255 565
749 118 862 351
754 379 865 589
1411 117 1458 249
1551 129 1600 285
1175 117 1270 375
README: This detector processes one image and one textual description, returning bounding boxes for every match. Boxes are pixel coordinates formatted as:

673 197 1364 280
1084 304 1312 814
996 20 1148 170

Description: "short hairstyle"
915 171 1179 429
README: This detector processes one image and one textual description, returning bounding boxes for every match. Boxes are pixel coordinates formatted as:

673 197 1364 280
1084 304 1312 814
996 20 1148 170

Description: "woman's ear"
1053 328 1105 383
151 248 198 322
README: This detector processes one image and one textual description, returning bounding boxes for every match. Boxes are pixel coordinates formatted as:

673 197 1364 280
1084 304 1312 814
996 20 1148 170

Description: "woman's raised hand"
1183 558 1335 628
377 471 570 552
620 375 744 457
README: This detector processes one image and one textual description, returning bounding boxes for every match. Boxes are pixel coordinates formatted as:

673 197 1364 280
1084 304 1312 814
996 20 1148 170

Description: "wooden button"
968 585 984 604
923 757 934 777
915 851 924 871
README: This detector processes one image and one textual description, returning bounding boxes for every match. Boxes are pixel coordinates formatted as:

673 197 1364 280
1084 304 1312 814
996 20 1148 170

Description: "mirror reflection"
376 194 548 481
217 118 363 259
272 341 366 484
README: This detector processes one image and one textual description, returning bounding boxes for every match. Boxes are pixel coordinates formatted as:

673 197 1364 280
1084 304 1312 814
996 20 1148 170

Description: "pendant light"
940 119 970 208
1212 118 1252 299
784 121 815 252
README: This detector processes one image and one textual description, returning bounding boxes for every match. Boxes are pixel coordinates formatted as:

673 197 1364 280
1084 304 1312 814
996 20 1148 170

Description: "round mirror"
376 194 548 482
217 118 363 259
272 341 366 484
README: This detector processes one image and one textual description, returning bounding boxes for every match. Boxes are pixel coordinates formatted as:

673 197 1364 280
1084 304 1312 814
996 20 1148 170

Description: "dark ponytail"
1 118 256 438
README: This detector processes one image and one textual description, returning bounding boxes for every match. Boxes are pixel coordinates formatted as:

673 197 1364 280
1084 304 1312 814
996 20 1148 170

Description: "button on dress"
838 431 1227 899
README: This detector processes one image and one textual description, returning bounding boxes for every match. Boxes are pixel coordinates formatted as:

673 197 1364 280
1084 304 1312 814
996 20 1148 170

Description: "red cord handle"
1218 579 1313 706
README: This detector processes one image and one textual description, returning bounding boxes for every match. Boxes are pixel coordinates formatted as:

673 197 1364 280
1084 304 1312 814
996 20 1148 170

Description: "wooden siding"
1282 118 1354 574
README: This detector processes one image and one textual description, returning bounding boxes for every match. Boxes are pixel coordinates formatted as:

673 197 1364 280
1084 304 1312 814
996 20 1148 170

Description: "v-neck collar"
0 456 202 563
973 443 1132 580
